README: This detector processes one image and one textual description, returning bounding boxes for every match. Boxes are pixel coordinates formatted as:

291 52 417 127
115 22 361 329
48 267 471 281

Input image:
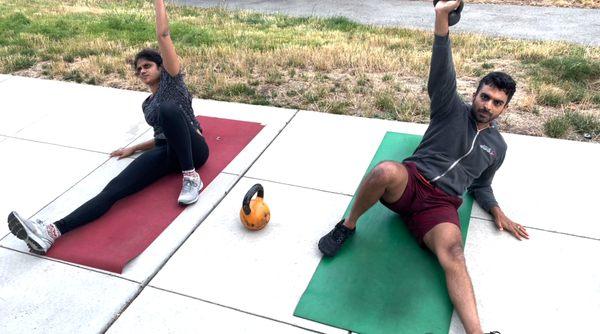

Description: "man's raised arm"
428 0 463 119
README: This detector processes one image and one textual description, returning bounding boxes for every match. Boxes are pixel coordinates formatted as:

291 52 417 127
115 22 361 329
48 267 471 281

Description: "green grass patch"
171 23 216 47
218 83 256 97
375 91 398 114
321 16 362 32
544 115 570 138
250 95 270 105
266 69 284 85
544 111 600 138
357 75 370 87
304 87 327 104
538 55 600 82
5 55 36 72
323 100 351 114
536 85 567 107
523 47 600 106
566 112 600 136
0 12 30 32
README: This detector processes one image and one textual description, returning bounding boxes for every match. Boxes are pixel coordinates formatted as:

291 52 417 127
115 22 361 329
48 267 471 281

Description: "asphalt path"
173 0 600 46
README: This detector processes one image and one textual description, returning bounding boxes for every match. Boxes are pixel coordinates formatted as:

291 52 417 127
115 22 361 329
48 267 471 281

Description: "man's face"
472 84 510 124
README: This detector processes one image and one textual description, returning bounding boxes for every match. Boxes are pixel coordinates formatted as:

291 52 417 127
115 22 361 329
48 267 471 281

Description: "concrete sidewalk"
0 74 599 333
174 0 600 46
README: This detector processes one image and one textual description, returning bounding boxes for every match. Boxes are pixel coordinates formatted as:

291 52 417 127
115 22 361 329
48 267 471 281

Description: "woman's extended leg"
55 145 172 234
8 145 172 254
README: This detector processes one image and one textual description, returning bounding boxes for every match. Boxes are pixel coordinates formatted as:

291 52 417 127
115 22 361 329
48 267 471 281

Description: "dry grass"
1 0 599 142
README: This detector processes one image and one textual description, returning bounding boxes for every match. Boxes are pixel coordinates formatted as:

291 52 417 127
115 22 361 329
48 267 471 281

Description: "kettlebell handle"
242 183 264 215
433 0 464 26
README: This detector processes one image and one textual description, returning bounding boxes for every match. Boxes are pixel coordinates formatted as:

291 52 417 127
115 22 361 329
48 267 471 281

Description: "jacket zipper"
431 127 486 182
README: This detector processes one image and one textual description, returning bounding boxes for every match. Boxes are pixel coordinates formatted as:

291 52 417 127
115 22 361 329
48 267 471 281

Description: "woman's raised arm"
154 0 180 76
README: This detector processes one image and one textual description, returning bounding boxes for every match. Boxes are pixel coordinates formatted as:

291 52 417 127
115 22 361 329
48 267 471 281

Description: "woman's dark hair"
476 71 517 103
132 48 163 70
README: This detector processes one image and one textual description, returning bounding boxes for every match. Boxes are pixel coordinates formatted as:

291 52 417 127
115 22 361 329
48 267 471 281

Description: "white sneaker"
177 175 203 205
7 211 55 255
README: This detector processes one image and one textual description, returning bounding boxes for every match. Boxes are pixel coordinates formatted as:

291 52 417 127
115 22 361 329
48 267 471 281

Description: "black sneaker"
486 331 501 334
318 219 355 257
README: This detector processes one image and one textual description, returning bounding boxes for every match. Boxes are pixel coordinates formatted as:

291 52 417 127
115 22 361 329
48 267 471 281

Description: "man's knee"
369 161 400 185
438 242 466 269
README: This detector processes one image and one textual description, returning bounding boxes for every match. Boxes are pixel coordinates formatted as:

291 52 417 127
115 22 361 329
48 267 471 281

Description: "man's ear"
498 103 509 116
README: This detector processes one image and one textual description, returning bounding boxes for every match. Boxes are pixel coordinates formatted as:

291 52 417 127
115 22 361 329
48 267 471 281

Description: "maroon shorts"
380 162 463 246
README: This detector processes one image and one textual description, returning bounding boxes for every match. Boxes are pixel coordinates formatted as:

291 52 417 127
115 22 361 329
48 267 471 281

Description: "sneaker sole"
7 212 48 255
178 194 200 206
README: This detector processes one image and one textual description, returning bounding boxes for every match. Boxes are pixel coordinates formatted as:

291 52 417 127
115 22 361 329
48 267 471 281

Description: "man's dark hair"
133 48 163 70
476 71 517 104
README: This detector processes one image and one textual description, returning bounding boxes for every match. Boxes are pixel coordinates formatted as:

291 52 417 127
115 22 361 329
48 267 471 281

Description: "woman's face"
135 59 161 86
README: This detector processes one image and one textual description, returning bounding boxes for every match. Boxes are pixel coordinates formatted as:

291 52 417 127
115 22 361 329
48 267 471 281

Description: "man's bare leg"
423 223 482 334
343 161 409 229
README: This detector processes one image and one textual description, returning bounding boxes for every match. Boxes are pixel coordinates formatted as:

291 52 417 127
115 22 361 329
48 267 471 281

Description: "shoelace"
32 219 46 232
182 178 196 193
331 226 348 243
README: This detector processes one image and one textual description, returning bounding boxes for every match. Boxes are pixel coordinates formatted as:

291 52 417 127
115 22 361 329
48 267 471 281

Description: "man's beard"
475 107 493 123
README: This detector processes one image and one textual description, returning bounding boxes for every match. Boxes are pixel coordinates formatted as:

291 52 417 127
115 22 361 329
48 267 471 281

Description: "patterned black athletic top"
142 68 201 140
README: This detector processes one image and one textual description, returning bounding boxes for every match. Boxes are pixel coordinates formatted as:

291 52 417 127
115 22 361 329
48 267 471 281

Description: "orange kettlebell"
240 184 270 230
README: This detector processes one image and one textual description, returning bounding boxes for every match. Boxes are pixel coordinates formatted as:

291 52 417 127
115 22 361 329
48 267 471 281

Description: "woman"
7 0 209 255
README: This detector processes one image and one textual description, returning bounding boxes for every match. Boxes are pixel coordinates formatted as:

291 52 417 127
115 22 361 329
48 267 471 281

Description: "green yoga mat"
294 132 474 334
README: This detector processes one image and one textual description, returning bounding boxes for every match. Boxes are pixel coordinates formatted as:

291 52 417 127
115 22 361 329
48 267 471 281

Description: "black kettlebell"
433 0 464 27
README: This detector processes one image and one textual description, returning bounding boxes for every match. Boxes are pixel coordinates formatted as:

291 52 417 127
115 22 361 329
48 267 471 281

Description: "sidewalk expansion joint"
0 245 141 285
523 226 600 242
23 127 151 222
25 157 113 222
241 174 355 198
470 215 600 241
0 134 110 156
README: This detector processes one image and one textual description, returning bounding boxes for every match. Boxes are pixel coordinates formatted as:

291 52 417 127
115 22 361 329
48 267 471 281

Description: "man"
318 1 528 333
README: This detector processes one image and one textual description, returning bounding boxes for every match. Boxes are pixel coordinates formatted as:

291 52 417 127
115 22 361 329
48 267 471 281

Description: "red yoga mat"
46 116 264 273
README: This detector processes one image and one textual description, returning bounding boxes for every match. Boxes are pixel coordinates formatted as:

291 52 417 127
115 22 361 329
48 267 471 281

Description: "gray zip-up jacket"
404 34 507 213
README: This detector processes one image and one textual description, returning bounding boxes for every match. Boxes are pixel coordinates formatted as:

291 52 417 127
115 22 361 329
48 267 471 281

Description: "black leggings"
55 103 209 234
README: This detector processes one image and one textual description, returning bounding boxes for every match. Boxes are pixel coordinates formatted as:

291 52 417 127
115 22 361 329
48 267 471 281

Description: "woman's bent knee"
158 102 180 121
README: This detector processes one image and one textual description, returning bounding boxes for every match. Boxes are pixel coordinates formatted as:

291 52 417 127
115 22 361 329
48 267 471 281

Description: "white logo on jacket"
479 144 496 157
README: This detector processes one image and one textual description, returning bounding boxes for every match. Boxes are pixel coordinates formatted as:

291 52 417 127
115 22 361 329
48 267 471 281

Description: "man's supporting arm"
468 154 529 240
468 165 501 214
